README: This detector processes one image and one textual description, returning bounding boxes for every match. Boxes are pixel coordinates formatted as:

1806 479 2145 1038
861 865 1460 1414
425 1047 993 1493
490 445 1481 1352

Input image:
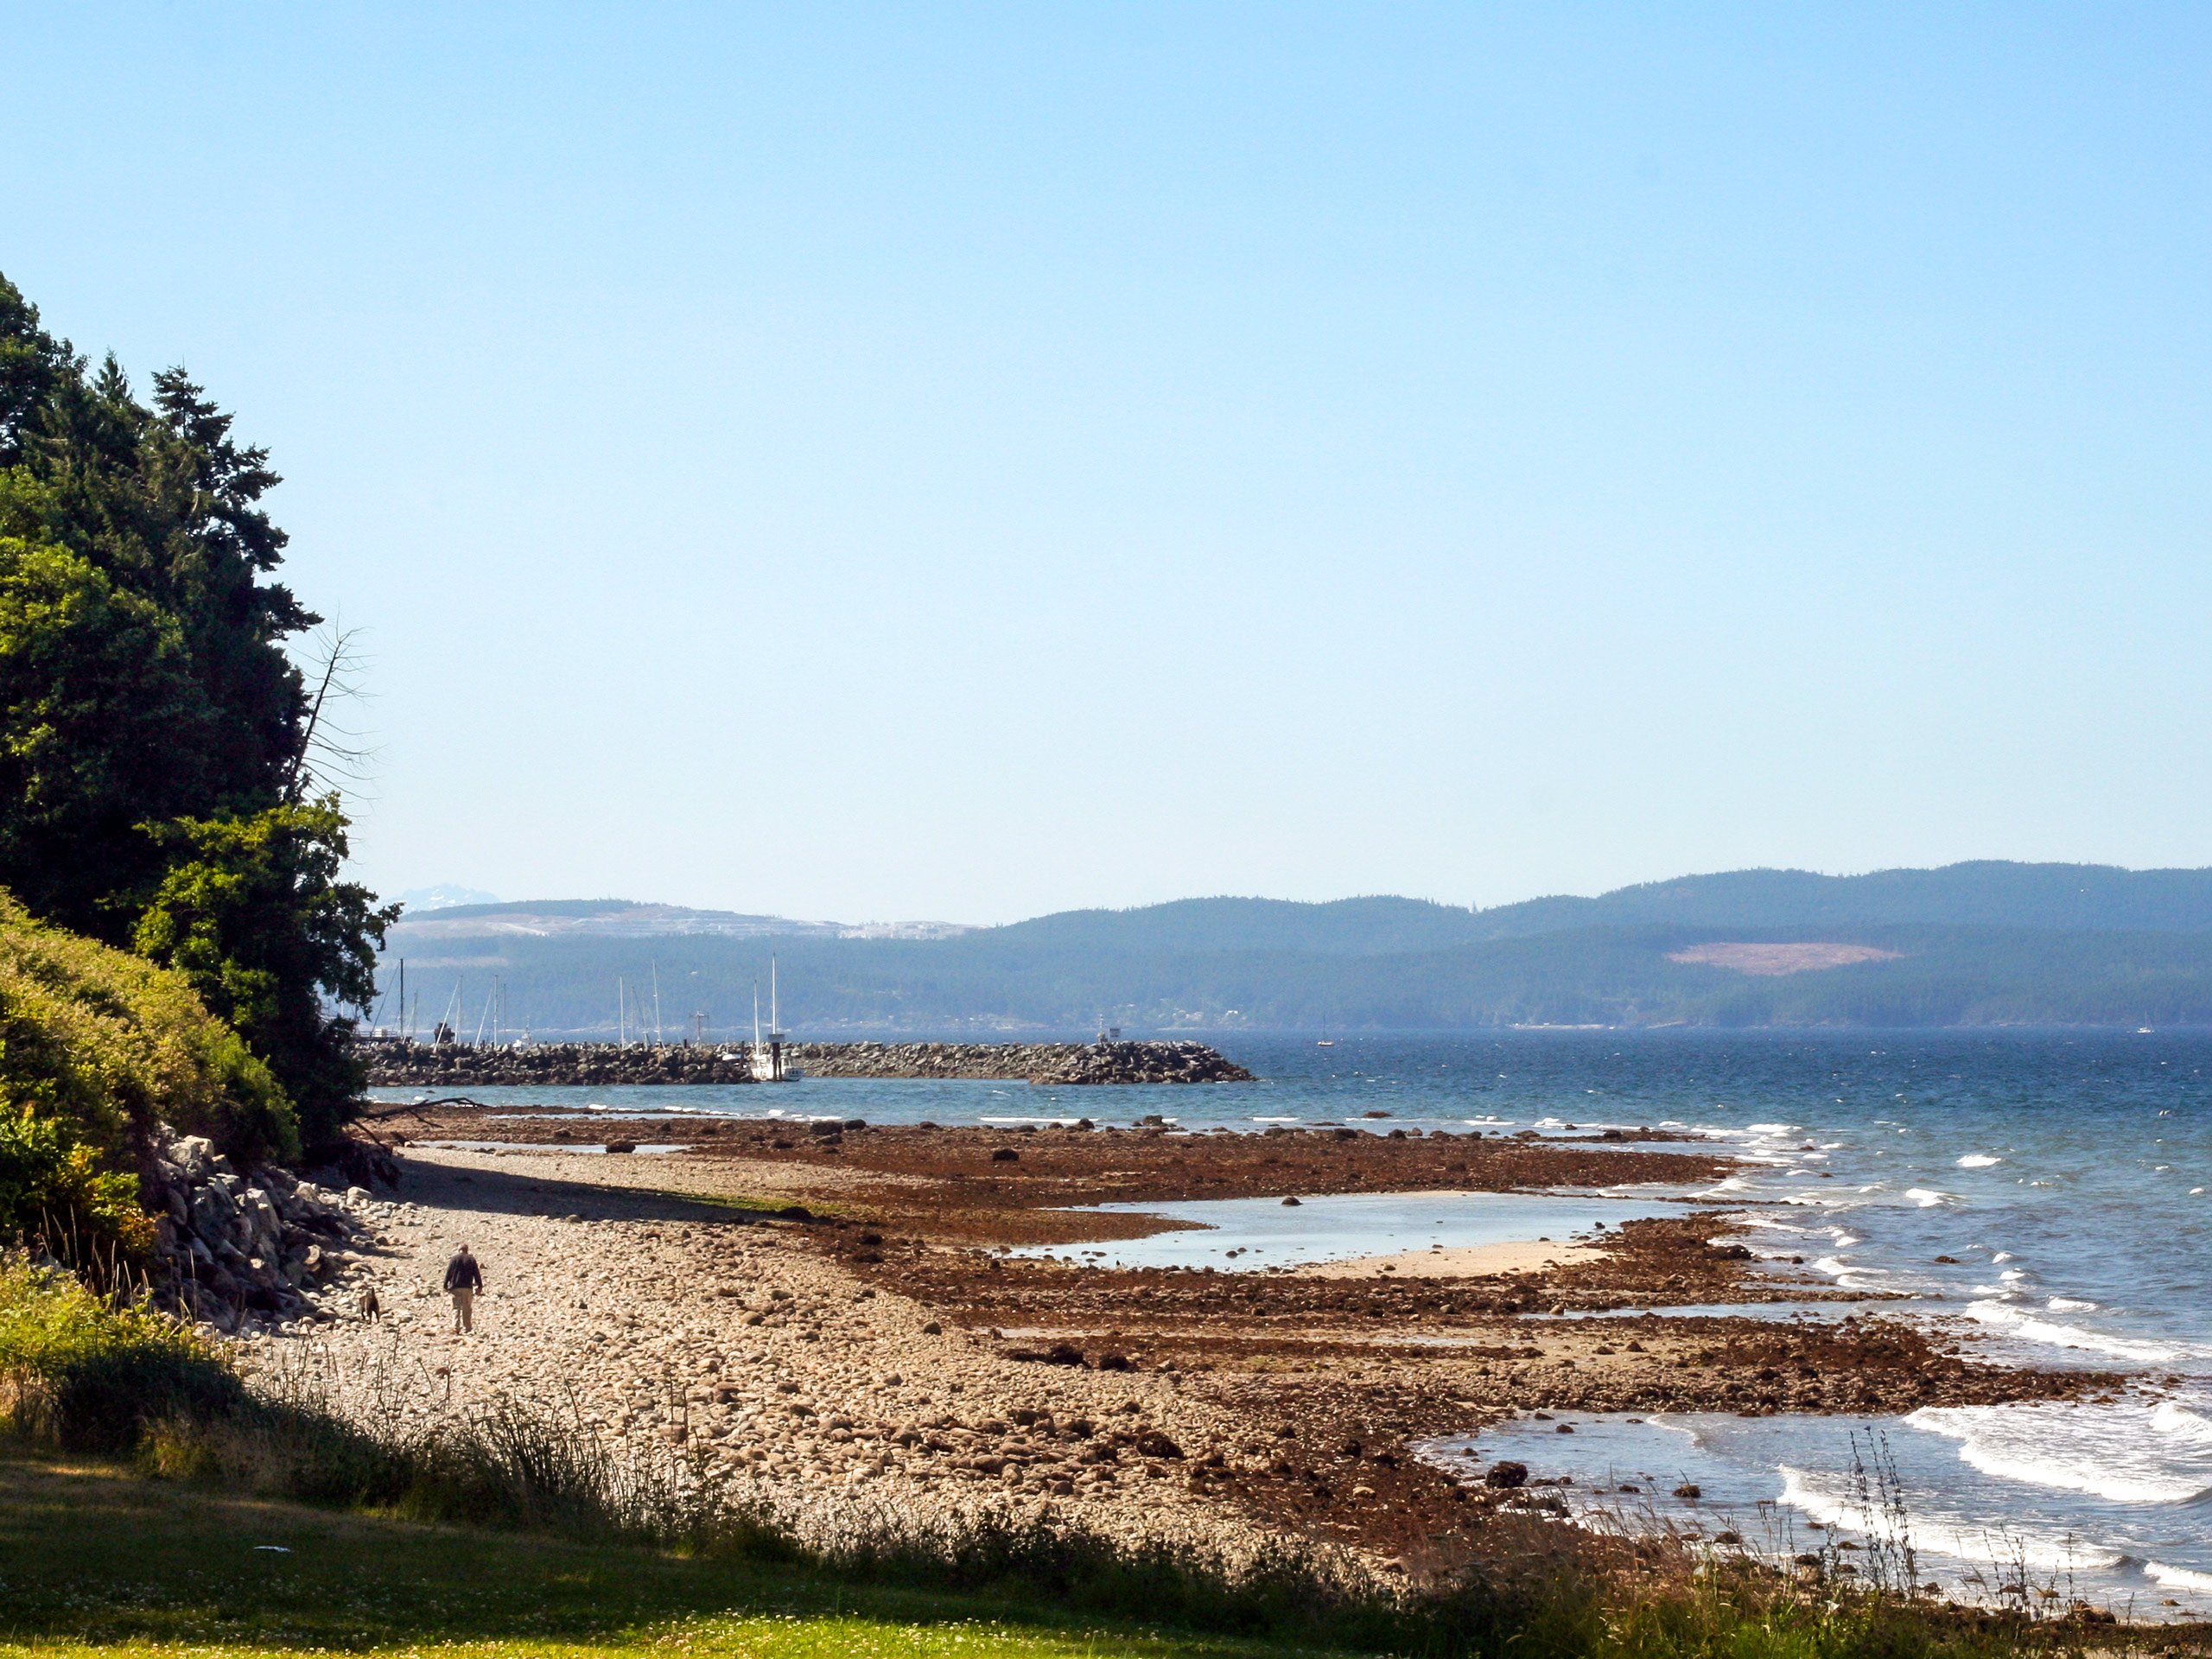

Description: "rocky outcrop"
362 1039 1253 1087
143 1128 400 1332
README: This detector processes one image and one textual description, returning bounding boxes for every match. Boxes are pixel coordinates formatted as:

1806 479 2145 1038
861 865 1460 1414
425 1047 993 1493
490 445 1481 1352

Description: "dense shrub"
0 1107 154 1263
0 1255 238 1452
0 892 296 1163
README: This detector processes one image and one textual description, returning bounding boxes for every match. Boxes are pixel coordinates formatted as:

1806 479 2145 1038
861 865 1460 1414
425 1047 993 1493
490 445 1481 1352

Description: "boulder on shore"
143 1125 388 1334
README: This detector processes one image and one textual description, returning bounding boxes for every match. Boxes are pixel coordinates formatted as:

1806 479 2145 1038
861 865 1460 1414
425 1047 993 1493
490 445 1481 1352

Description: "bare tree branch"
284 622 380 802
354 1096 486 1120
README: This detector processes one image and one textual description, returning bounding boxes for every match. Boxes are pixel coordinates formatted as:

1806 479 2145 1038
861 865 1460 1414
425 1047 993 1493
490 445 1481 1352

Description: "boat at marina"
750 956 803 1082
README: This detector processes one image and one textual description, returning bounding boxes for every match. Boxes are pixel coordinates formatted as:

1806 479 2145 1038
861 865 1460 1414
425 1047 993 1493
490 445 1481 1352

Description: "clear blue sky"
8 4 2210 924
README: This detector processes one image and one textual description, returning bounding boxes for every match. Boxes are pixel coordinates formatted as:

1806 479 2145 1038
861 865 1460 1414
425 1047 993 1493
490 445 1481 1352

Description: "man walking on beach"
445 1243 484 1335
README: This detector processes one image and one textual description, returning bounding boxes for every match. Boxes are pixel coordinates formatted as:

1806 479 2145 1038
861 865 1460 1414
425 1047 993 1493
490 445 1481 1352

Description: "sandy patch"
1666 941 1904 976
1294 1240 1605 1279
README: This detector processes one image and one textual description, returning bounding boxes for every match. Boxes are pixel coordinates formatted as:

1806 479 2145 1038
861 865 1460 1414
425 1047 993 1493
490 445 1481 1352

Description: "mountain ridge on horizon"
389 860 2212 952
364 861 2212 1034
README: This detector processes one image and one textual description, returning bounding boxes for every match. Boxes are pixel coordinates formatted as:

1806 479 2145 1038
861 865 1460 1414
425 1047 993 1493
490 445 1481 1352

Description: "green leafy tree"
132 800 397 1150
0 535 208 927
0 272 391 1147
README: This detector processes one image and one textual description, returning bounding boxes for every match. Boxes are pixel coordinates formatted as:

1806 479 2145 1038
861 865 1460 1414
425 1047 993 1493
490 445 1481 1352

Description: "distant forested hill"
1464 861 2212 938
981 896 1495 957
372 861 2212 1038
985 862 2212 950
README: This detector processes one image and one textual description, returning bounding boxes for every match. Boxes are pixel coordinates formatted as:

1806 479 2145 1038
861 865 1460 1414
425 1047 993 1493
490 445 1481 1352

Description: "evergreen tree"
0 272 394 1148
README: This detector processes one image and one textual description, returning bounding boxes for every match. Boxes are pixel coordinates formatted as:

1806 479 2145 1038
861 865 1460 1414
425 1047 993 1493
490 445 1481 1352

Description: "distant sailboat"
750 955 804 1083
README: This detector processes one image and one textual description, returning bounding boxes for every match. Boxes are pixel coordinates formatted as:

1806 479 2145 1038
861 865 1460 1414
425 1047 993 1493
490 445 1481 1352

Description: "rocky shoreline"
228 1110 2133 1576
361 1037 1253 1088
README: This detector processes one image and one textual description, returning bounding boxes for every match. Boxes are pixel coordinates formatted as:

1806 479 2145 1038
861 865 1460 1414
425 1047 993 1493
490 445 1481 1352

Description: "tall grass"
138 1347 793 1554
0 1250 240 1452
767 1492 1542 1656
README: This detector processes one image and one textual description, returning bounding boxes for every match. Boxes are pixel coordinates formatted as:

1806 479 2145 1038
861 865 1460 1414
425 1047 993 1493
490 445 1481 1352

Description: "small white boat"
750 956 804 1082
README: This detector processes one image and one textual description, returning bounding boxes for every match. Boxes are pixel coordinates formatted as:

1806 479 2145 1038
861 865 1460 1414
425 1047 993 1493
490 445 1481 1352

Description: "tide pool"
1006 1189 1687 1270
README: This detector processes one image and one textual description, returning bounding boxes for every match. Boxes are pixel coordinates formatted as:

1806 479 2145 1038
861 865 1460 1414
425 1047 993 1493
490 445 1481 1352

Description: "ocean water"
372 1028 2212 1604
1427 1407 2212 1615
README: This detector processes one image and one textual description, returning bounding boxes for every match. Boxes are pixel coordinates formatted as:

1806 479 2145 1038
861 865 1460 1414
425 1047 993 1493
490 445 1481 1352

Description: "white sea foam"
1966 1300 2197 1363
2047 1297 2098 1313
2145 1561 2212 1593
1904 1188 1955 1207
1957 1154 2002 1168
1812 1255 1889 1281
1781 1465 2124 1569
1908 1402 2212 1504
2152 1401 2212 1445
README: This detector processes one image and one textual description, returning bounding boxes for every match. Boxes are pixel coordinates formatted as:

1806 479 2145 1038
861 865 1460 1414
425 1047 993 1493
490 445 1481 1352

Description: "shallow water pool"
1007 1188 1688 1271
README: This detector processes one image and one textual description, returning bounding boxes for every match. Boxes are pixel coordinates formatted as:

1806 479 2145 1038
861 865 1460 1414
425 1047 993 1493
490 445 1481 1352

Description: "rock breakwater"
363 1038 1252 1088
791 1040 1254 1085
364 1041 754 1089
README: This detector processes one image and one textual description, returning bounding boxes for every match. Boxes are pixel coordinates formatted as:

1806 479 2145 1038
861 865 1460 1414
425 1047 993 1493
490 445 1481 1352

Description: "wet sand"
1296 1240 1605 1277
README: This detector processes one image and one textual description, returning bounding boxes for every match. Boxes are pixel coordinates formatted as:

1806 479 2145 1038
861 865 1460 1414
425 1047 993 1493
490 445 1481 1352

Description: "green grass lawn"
0 1447 1320 1659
